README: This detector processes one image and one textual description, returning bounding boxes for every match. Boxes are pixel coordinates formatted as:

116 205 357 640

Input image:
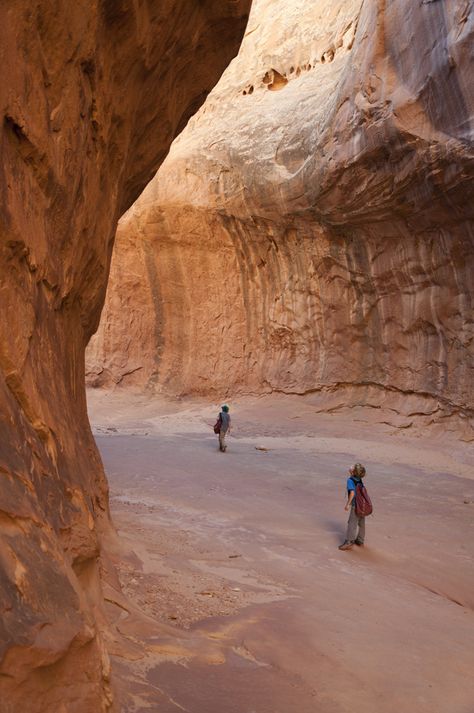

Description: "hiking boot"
338 541 353 551
354 539 364 546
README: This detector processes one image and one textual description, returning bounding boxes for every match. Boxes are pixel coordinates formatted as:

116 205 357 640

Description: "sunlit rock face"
0 2 249 710
87 0 474 428
87 0 474 426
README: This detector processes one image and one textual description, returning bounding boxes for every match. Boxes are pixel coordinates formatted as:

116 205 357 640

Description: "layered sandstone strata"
87 0 474 427
0 2 249 710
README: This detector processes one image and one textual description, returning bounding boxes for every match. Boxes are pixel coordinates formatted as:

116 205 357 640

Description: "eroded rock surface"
0 2 249 710
87 0 474 428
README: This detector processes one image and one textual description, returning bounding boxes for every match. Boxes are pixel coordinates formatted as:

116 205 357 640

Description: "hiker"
215 404 231 452
339 463 371 550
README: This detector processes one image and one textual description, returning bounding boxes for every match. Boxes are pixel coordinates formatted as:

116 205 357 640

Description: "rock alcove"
87 0 474 429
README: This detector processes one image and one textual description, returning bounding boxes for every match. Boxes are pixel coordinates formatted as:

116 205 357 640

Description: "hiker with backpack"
214 404 231 452
339 463 372 550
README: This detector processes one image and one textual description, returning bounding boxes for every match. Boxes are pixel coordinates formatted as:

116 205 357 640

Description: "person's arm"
345 490 354 511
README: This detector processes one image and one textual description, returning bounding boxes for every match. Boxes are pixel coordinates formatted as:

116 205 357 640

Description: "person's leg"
339 509 357 549
345 507 358 543
219 430 226 451
355 516 365 544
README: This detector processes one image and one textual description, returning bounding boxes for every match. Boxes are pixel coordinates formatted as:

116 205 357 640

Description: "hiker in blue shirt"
339 463 367 550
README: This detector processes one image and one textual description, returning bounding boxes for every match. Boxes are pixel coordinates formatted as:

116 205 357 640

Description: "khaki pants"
219 430 227 451
346 507 365 543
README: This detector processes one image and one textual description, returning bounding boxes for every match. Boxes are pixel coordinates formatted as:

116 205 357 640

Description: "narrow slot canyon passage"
87 390 474 713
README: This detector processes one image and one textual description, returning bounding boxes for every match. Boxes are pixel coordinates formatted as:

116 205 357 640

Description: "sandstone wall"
0 3 249 710
87 0 474 428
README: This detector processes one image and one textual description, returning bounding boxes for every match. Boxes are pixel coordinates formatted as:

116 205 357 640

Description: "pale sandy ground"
87 390 474 713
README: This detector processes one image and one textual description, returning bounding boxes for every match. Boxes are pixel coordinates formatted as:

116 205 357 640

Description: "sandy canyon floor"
87 391 474 713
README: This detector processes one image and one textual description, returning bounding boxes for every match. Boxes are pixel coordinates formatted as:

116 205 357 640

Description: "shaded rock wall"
0 2 249 710
87 0 474 427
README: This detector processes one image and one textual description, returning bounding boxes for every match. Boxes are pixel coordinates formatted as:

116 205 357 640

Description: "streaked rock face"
0 2 249 709
87 0 474 427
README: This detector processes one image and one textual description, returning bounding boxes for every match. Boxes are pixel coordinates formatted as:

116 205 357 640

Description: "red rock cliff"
0 2 249 710
87 0 474 428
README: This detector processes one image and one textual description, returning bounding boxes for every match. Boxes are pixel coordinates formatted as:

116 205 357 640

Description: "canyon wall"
0 3 249 710
87 0 474 428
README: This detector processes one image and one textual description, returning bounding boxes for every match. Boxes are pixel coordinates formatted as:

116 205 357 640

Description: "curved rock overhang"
0 2 250 709
87 0 474 431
